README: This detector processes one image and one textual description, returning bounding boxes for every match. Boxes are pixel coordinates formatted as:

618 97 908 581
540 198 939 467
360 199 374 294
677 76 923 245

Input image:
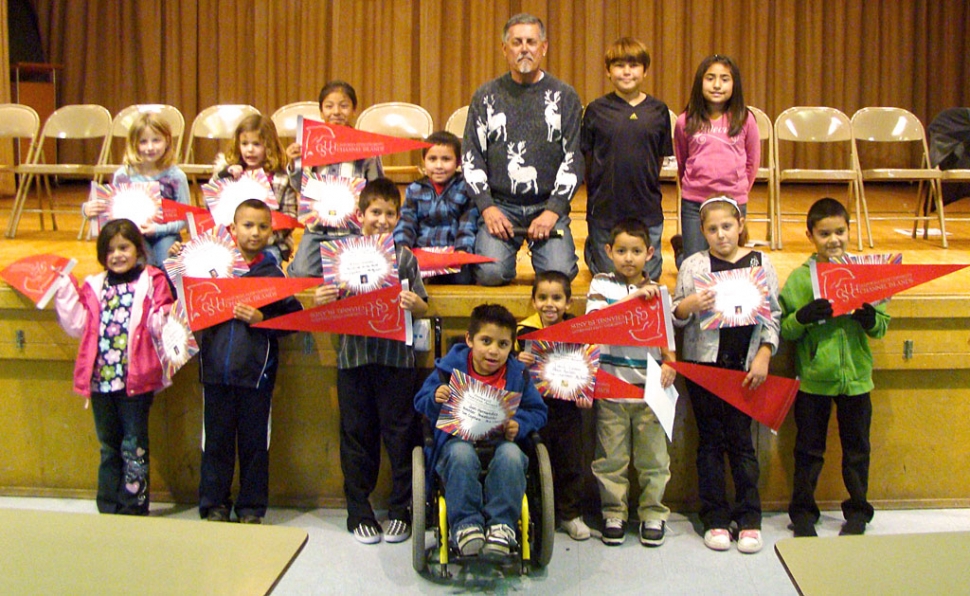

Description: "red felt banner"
811 261 969 317
412 248 495 271
182 276 319 331
0 254 77 309
299 118 432 167
518 290 675 350
253 284 407 341
159 199 209 223
271 210 304 230
669 361 799 432
592 368 643 400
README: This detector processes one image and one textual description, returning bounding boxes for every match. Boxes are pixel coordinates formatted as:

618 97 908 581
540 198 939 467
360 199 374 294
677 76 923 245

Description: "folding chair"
271 101 320 142
180 104 261 204
773 107 864 250
747 106 777 249
927 108 970 235
660 108 681 234
0 103 41 219
355 102 434 183
444 106 469 138
851 107 946 248
6 104 112 238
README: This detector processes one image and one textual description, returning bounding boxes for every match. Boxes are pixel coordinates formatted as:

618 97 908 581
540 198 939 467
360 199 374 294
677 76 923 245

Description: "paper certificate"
299 173 365 229
93 181 162 231
644 357 679 442
154 299 198 379
694 267 772 330
164 226 249 282
436 370 522 442
832 253 903 265
527 341 600 403
202 170 279 227
320 233 399 298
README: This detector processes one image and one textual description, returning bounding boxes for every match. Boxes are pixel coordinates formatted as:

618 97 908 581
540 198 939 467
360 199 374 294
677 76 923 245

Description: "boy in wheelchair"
414 304 548 558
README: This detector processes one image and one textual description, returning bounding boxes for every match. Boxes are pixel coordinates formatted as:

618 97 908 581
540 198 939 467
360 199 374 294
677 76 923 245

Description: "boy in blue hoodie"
414 303 548 558
191 199 303 524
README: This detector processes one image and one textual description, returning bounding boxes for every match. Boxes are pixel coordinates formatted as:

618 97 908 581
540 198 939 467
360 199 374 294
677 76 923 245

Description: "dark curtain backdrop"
28 0 970 167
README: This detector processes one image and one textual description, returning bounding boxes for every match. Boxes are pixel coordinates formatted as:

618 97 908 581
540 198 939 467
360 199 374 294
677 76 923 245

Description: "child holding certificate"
393 130 478 284
672 196 780 554
415 304 548 558
780 198 889 537
287 80 384 278
53 219 173 515
313 177 428 545
83 113 190 267
515 270 591 541
213 114 298 263
587 219 676 547
189 200 303 524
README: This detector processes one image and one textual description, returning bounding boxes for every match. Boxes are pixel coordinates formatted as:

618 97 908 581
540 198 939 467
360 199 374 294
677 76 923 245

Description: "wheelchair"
411 432 555 576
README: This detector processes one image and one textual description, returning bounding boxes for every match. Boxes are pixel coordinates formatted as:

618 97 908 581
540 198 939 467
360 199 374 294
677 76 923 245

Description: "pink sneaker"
737 529 763 554
704 528 731 551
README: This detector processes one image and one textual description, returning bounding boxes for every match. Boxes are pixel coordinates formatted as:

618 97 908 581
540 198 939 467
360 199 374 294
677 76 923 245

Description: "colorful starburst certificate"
831 253 903 265
154 298 199 379
93 181 162 231
299 173 365 229
436 370 522 442
320 233 399 298
163 225 249 283
202 169 279 227
527 341 600 403
695 266 772 330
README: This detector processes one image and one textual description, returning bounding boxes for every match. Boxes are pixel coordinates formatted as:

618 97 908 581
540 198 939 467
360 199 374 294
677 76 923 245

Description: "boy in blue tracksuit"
191 199 303 523
415 303 547 558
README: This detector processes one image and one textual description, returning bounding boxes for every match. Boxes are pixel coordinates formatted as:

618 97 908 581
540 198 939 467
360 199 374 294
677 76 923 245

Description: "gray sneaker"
455 525 485 556
482 524 517 557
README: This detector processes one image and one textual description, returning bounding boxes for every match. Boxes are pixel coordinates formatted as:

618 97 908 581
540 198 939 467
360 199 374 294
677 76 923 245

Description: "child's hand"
82 200 106 218
517 351 536 366
140 222 158 237
660 363 676 388
233 304 264 325
504 419 520 441
168 241 184 257
313 285 338 306
285 142 301 161
677 289 715 317
434 384 450 404
742 346 772 390
796 298 833 325
576 396 593 409
632 284 660 301
398 289 426 314
227 164 244 179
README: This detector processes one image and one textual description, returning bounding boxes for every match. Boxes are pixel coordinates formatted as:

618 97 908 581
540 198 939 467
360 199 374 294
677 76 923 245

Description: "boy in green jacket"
780 198 890 537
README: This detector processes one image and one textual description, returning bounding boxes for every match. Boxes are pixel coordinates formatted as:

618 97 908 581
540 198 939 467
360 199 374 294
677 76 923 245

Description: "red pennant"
299 118 432 167
254 284 406 341
159 199 209 224
1 254 77 309
519 289 675 350
271 210 304 230
669 361 799 432
182 276 318 331
812 262 969 316
592 369 644 400
412 248 495 271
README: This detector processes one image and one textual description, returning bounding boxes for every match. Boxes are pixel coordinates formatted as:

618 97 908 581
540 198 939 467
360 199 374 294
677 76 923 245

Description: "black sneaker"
352 520 382 544
639 520 665 547
238 514 263 525
792 517 818 537
602 518 626 546
384 519 410 543
482 524 517 558
206 506 230 522
839 519 867 536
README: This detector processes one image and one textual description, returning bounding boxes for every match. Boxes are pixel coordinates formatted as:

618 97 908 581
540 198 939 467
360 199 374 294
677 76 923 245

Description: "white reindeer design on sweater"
474 116 488 151
507 142 538 194
553 152 577 196
544 90 562 142
484 95 507 142
463 151 488 193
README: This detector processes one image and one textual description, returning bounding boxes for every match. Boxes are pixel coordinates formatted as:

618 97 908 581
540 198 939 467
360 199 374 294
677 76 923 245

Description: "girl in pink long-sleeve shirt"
673 54 760 268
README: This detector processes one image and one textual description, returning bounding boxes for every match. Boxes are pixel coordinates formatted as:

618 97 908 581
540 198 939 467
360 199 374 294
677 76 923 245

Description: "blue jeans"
436 438 527 533
91 391 153 515
677 200 747 269
474 202 578 286
584 222 664 281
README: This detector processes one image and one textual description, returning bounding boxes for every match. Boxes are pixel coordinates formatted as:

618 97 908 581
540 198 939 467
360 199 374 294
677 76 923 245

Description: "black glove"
851 302 878 331
795 298 833 325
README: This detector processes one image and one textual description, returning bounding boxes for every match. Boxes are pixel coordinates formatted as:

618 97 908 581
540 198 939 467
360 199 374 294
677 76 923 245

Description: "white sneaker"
737 529 763 554
703 528 731 551
560 516 591 541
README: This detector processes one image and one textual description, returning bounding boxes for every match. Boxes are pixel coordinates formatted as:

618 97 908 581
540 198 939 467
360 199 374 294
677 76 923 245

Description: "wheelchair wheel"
534 442 555 567
411 446 427 572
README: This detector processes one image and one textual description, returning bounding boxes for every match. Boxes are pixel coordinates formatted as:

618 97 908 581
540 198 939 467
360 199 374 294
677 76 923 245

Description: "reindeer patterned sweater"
461 72 583 217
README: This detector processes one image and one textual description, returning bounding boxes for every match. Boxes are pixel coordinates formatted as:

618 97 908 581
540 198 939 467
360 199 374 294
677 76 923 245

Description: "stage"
1 180 969 512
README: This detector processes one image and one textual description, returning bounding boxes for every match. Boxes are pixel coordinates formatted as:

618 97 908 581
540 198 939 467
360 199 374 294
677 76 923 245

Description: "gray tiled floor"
3 496 969 595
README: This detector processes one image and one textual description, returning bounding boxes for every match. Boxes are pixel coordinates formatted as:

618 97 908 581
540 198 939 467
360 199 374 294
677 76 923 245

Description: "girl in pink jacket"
54 219 174 515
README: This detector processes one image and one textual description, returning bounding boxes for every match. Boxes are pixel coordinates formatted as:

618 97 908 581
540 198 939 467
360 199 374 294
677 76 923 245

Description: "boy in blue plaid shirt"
393 131 478 284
